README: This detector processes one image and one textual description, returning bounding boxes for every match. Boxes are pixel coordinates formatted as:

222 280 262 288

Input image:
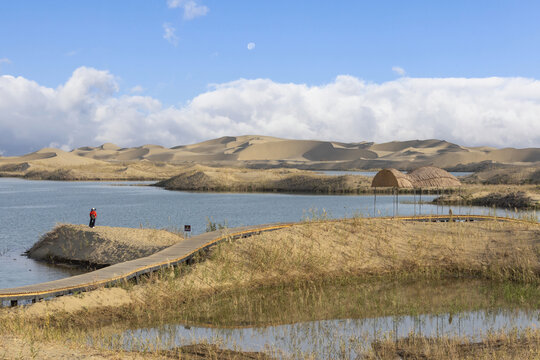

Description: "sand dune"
15 148 107 167
66 136 539 167
1 136 538 181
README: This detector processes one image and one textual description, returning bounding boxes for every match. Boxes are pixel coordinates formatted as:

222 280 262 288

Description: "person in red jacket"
89 208 97 228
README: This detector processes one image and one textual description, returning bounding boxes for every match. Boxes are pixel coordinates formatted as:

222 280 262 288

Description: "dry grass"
369 329 540 359
157 218 540 294
464 165 540 185
154 165 372 193
434 183 540 209
0 161 190 181
8 218 539 322
1 218 540 358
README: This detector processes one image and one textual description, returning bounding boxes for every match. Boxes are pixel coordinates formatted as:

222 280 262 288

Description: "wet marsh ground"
1 217 540 358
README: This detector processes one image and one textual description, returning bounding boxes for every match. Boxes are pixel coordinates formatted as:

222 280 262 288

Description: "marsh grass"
159 278 540 328
1 218 540 358
369 329 540 359
206 217 229 232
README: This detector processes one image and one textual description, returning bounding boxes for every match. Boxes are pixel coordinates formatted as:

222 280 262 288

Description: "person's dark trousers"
89 218 96 228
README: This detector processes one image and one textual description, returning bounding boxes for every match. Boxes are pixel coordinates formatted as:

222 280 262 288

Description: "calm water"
0 178 529 289
114 309 540 357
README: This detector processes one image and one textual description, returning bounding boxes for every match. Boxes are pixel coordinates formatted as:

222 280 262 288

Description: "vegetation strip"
0 215 536 306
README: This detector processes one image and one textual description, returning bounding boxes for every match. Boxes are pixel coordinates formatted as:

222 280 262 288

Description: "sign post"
184 225 191 238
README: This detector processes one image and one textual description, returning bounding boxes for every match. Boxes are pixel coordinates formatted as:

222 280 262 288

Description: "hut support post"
396 189 399 216
458 187 461 215
373 187 377 217
414 188 416 216
419 188 422 215
436 189 439 215
392 188 395 218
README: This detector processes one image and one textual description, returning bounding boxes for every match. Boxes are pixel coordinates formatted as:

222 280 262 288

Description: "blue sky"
1 0 539 154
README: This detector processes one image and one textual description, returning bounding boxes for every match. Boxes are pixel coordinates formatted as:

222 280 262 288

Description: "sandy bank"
27 224 183 267
0 336 269 360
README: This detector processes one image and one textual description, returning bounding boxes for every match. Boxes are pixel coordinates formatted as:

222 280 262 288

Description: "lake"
0 178 528 289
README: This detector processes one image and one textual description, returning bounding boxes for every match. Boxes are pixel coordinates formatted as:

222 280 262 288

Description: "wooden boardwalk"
0 215 534 307
0 223 293 306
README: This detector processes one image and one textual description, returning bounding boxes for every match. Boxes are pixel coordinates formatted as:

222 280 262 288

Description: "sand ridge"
48 136 540 166
1 136 538 180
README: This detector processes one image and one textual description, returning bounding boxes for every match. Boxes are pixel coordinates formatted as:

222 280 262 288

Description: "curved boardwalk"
0 215 534 307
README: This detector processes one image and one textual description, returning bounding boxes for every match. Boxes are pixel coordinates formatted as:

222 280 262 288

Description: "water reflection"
99 279 540 357
117 310 539 357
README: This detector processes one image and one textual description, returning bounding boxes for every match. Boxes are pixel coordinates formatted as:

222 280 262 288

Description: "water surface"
0 178 529 288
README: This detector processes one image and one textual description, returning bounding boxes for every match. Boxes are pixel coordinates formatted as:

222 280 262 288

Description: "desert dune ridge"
0 135 538 181
61 136 540 165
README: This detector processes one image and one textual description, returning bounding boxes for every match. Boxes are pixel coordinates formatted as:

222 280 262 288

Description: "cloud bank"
0 66 539 155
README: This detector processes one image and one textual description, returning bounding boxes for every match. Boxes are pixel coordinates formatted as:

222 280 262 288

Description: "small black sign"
184 225 191 232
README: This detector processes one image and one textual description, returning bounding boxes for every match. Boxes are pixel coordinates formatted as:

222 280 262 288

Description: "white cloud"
392 66 406 76
162 23 179 46
247 42 256 50
0 67 538 155
130 85 144 93
167 0 208 20
65 50 78 57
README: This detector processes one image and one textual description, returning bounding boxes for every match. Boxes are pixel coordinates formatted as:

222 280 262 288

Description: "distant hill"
1 136 538 179
69 135 539 170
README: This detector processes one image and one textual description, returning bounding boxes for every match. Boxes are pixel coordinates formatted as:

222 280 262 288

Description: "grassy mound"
465 165 540 185
27 224 184 267
154 165 371 193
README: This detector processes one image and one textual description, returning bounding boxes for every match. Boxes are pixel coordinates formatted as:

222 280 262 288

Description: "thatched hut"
408 166 461 188
371 167 461 188
371 166 460 218
371 168 414 188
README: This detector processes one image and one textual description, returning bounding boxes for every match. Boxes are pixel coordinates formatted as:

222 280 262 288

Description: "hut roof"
408 166 461 188
371 168 414 188
371 166 461 188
